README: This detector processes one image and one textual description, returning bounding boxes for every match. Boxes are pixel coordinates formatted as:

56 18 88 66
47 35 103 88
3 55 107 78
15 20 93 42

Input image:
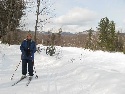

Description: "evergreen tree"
98 17 118 51
6 0 25 31
115 31 123 52
107 21 116 51
98 17 109 50
0 0 8 36
85 28 93 49
0 0 25 44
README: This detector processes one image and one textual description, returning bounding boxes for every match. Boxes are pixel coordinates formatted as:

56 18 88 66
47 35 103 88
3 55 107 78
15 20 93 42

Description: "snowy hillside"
1 44 125 94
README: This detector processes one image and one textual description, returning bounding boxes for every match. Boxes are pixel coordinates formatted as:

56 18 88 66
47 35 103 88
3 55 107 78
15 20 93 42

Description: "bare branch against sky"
21 0 125 33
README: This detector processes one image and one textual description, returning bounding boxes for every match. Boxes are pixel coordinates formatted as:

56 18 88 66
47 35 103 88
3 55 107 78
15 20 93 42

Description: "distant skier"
20 33 36 80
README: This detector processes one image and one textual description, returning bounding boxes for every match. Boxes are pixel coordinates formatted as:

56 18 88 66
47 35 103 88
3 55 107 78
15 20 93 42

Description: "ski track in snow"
0 44 125 94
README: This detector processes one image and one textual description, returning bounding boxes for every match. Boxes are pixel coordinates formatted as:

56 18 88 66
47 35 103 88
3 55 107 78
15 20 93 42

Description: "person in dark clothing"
20 33 36 79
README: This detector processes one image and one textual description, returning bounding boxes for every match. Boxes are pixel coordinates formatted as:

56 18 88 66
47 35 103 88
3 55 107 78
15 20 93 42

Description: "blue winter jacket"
20 39 36 60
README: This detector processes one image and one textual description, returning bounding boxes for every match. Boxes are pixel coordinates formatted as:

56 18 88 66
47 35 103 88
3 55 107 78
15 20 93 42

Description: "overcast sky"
22 0 125 33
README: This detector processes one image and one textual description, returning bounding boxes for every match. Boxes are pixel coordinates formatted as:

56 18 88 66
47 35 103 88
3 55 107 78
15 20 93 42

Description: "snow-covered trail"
0 44 125 94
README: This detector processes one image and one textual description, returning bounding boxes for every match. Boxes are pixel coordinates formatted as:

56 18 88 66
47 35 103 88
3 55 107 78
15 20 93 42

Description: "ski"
12 76 27 86
26 77 33 86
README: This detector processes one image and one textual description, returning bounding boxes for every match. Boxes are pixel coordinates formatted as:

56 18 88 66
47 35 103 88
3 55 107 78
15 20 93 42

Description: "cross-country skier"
20 33 36 80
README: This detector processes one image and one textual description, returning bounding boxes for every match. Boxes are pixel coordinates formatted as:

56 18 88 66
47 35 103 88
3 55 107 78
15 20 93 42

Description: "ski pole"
33 66 38 79
10 60 21 80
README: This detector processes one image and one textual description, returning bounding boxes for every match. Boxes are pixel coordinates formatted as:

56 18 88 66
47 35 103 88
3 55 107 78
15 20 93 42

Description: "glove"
32 60 34 66
26 48 31 56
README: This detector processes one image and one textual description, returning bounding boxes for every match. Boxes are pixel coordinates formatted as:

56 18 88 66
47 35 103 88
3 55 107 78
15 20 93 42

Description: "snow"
0 44 125 94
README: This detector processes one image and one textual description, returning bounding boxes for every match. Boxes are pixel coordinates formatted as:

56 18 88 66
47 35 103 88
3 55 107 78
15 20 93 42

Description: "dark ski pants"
22 59 33 76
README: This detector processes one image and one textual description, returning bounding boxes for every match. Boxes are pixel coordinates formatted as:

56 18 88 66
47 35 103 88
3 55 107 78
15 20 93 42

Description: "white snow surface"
0 44 125 94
